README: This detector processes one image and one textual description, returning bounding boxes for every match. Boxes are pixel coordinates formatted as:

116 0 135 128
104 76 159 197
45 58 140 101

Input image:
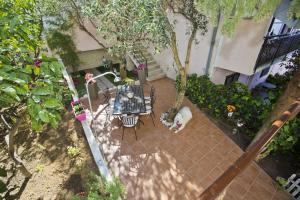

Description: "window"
260 67 270 77
225 73 240 86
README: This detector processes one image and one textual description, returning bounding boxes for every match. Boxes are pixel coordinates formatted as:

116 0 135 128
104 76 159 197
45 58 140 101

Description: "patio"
83 78 290 200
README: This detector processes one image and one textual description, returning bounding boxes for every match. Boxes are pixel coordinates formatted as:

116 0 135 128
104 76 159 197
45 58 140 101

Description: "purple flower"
137 63 146 70
34 59 42 67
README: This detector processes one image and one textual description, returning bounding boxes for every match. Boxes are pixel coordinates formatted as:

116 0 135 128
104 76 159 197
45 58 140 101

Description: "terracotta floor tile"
84 78 288 200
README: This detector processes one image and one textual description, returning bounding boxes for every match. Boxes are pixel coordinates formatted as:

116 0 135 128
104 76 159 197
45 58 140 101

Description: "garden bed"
0 111 98 199
97 64 137 85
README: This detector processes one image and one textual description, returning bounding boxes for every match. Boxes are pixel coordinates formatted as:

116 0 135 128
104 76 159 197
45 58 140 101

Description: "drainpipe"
205 11 222 76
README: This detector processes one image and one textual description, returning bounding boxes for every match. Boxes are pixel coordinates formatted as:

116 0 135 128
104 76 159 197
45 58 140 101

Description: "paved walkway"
85 78 291 200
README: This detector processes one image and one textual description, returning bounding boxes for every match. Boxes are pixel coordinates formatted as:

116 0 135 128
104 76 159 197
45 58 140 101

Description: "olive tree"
84 0 207 119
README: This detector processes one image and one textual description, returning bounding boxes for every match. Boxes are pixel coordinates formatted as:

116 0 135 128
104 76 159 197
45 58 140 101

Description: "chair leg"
117 117 121 127
139 119 144 125
150 113 155 126
122 126 125 140
134 127 137 141
152 110 155 118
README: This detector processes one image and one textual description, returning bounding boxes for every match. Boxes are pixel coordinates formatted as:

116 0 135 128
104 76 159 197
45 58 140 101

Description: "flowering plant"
137 63 146 70
85 73 96 84
226 105 236 113
34 59 42 67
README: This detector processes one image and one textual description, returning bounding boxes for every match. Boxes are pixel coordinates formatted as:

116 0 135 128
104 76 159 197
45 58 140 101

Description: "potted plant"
85 73 98 99
137 63 147 85
71 101 86 122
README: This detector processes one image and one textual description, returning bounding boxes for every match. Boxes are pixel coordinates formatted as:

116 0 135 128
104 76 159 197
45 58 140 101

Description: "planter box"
75 112 86 122
71 101 86 122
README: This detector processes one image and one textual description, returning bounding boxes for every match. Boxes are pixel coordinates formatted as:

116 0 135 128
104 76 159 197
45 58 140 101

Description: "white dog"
169 106 192 133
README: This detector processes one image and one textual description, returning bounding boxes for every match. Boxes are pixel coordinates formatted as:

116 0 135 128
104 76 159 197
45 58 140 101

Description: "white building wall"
151 14 272 82
211 67 235 85
214 18 270 76
211 67 250 85
150 13 213 80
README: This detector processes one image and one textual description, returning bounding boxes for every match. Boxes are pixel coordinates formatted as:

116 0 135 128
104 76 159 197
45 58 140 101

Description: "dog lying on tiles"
169 106 192 133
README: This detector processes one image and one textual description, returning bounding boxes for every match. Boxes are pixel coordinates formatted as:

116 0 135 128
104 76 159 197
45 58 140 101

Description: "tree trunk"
167 28 196 120
69 0 106 49
120 57 127 80
249 67 300 149
4 116 32 178
79 24 106 48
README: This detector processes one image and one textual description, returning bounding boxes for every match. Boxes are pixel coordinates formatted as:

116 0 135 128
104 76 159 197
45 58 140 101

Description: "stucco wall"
211 67 250 86
150 13 213 80
72 20 109 52
215 18 270 75
68 49 118 72
211 67 235 85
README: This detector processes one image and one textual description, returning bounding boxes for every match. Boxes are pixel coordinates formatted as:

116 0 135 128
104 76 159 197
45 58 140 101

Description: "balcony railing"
254 31 300 71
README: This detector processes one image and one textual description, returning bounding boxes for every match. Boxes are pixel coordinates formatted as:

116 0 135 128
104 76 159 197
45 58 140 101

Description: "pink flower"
85 73 96 83
137 63 146 70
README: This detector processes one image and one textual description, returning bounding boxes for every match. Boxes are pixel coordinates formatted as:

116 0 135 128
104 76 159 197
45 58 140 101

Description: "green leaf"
1 86 20 101
31 119 43 131
15 85 29 95
27 99 42 120
31 86 52 96
33 67 40 75
0 180 7 193
286 136 294 142
23 65 32 74
43 98 62 109
32 95 41 103
38 110 50 123
0 167 6 177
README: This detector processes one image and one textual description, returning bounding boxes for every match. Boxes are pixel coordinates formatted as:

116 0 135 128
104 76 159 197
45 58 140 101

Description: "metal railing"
284 174 300 199
254 31 300 72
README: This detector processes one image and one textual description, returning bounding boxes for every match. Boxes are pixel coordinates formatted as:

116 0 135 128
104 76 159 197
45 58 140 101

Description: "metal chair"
145 86 155 104
140 93 156 126
121 114 139 140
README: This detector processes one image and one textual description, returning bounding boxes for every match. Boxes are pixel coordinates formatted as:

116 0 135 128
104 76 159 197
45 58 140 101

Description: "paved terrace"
82 78 290 200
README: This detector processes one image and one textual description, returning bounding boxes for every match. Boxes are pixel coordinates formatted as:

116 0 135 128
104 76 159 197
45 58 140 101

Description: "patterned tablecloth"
113 85 146 115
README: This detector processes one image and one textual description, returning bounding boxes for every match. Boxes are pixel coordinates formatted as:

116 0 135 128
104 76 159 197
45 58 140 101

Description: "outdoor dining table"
113 85 146 115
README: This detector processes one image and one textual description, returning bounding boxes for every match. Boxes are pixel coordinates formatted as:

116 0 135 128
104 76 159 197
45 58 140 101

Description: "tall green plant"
0 0 69 178
182 74 271 137
72 173 124 200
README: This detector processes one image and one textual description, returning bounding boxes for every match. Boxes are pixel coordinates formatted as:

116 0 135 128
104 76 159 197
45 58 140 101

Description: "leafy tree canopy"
0 0 69 131
84 0 172 56
196 0 284 36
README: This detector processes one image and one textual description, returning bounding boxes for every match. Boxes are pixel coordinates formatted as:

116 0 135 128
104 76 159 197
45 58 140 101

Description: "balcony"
254 31 300 71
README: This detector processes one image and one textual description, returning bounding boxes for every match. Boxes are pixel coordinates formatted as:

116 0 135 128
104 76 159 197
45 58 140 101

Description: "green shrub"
264 115 300 156
179 74 271 137
72 173 124 200
180 73 300 157
67 146 81 158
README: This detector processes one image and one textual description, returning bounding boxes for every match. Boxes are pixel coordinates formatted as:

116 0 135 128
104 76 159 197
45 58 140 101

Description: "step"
147 63 160 70
148 68 163 77
147 72 166 82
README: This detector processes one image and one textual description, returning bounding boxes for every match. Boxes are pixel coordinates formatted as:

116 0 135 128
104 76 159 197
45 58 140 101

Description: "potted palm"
85 73 98 99
137 63 147 85
71 101 86 122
